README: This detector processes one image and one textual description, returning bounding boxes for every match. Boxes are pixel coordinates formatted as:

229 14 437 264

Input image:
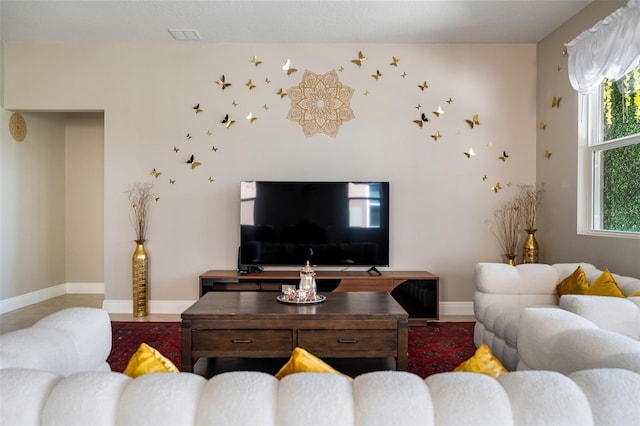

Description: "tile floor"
0 294 474 334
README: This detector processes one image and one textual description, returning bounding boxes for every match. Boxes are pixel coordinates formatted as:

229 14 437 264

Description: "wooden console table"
199 269 439 323
181 291 409 373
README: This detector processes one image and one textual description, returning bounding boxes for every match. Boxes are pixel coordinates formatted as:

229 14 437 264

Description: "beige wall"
0 110 67 300
536 1 640 277
65 113 104 283
3 42 538 310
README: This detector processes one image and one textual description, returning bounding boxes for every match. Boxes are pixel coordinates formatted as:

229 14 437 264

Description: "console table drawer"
192 330 292 352
298 329 397 353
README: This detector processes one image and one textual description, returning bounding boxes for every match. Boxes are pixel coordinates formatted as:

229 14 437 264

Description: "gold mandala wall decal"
286 69 355 138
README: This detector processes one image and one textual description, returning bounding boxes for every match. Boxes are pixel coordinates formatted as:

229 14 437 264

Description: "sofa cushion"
0 328 79 375
454 344 508 378
569 369 640 426
560 295 640 340
498 371 593 426
33 307 112 372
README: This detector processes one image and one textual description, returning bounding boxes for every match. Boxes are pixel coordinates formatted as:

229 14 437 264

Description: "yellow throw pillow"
586 268 624 297
123 343 179 378
556 266 589 296
275 347 350 380
629 291 640 297
453 344 508 378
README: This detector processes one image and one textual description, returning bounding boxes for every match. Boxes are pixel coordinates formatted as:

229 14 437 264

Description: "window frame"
578 86 640 239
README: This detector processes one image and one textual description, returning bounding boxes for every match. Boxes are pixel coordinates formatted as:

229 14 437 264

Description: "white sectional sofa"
2 367 640 426
0 307 112 375
474 262 640 371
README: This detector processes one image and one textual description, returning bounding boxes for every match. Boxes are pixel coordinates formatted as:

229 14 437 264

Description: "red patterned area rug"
107 321 476 377
408 322 476 378
108 322 183 372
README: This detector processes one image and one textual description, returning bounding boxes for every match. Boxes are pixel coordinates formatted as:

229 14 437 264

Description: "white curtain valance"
565 0 640 95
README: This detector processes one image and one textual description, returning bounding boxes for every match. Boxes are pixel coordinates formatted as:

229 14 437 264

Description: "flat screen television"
239 181 390 268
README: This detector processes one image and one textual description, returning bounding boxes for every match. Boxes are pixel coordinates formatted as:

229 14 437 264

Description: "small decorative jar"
299 261 317 299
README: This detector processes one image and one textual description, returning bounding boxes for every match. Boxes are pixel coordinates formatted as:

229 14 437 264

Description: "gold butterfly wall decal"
221 114 236 128
544 149 552 159
491 182 503 193
539 122 547 131
232 101 238 107
282 59 297 76
482 174 488 181
390 56 399 67
363 90 369 96
433 106 445 117
151 168 161 178
465 114 480 128
206 130 213 136
277 88 287 99
216 75 231 90
401 72 407 78
263 104 270 111
246 80 256 90
154 197 160 202
173 146 180 152
186 133 192 140
169 179 176 184
418 81 429 91
552 96 562 108
498 151 509 162
264 77 271 84
251 56 262 67
351 51 367 67
208 176 214 183
506 182 513 188
193 104 202 114
186 155 202 170
415 104 422 110
431 130 442 141
246 112 257 123
371 69 382 80
413 113 430 128
212 145 218 152
338 66 344 72
446 97 453 104
464 148 476 158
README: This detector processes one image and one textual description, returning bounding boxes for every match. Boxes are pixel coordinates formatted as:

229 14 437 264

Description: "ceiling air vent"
168 29 201 41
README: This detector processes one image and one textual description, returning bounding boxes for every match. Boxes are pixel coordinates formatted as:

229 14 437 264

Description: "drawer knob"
232 339 253 344
337 338 358 344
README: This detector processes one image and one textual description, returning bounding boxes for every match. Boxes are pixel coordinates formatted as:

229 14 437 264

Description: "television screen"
239 181 390 267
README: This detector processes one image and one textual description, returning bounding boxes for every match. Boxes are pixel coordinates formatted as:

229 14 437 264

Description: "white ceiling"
0 0 595 44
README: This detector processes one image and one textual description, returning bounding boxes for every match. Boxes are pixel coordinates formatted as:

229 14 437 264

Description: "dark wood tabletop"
181 291 408 320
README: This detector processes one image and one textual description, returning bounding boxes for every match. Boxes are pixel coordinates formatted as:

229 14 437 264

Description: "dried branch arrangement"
128 182 155 241
516 183 544 230
491 200 522 255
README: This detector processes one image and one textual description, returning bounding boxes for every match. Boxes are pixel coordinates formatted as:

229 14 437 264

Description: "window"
585 64 640 235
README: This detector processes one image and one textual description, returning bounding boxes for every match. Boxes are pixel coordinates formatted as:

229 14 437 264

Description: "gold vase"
504 254 517 266
521 229 539 264
132 239 149 317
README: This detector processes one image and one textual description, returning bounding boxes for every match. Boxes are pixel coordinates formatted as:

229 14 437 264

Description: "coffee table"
181 291 409 373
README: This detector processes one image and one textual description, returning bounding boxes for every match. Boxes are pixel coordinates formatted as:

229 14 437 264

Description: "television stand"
199 269 440 323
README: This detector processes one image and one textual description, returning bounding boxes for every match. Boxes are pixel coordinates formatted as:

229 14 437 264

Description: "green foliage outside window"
601 64 640 233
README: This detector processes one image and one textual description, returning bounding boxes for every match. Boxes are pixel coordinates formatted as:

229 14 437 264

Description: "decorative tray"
276 294 326 305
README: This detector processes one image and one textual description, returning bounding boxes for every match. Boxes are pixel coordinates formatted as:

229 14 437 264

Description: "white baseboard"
0 282 104 314
439 301 474 317
102 299 197 314
2 285 474 317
